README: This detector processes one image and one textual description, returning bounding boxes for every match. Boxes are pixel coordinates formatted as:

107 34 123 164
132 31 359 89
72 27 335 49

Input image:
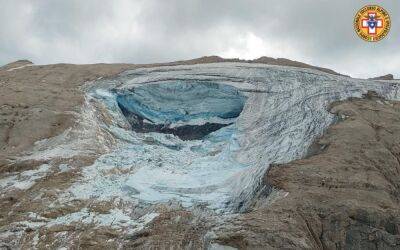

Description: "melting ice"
66 63 400 212
70 81 250 210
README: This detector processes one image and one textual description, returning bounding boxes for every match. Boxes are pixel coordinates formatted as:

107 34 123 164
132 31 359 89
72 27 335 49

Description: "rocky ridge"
369 74 395 81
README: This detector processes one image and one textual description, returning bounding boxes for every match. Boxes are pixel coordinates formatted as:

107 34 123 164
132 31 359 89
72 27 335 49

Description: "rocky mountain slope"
369 74 395 81
0 57 399 249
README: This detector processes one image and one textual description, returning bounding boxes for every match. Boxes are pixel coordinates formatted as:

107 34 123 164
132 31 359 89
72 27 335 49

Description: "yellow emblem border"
354 5 391 42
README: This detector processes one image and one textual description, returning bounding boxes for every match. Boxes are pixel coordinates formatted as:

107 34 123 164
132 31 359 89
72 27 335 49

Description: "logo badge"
354 5 391 42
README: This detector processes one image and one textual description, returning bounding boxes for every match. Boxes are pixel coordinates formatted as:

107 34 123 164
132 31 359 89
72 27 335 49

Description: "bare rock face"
0 62 136 163
0 60 33 71
213 94 400 249
369 74 395 80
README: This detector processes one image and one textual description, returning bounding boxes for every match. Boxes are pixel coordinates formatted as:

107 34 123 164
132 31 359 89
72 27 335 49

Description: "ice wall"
115 82 246 140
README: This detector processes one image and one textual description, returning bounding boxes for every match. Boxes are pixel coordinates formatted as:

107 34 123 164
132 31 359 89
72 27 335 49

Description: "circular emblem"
354 5 391 42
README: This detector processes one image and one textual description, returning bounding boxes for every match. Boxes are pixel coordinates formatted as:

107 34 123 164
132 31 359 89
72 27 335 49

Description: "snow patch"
0 164 50 193
47 208 158 233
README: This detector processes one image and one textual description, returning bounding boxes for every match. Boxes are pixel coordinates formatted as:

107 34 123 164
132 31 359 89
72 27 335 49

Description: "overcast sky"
0 0 399 78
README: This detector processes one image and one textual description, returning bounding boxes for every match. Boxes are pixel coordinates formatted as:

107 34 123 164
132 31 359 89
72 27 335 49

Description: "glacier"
69 81 249 210
25 62 400 213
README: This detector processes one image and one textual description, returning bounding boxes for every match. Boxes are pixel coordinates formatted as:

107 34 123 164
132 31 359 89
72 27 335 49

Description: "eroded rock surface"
0 62 138 163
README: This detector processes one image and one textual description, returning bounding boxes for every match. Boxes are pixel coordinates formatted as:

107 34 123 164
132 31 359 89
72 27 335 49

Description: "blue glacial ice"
62 63 400 212
70 80 250 210
115 82 246 125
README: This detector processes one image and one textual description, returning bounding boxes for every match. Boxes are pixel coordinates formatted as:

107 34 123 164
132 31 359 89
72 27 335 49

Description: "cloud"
0 0 398 78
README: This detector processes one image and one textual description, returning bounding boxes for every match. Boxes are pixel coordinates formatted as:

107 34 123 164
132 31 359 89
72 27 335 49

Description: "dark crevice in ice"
118 104 232 140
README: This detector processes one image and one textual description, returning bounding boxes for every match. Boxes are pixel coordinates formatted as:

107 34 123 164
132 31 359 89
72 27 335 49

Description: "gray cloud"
0 0 399 78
